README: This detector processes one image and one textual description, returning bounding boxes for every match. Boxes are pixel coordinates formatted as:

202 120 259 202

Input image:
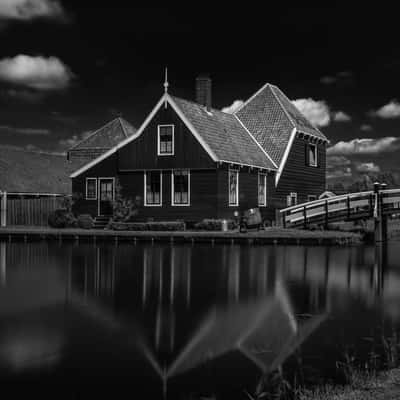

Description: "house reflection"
0 240 397 397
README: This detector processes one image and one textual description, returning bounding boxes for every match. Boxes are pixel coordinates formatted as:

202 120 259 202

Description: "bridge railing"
280 191 374 228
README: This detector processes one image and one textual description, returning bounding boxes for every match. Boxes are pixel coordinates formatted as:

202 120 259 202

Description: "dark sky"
0 2 399 180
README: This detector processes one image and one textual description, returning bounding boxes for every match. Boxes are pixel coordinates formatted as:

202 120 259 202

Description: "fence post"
1 191 7 227
303 206 307 229
346 196 351 220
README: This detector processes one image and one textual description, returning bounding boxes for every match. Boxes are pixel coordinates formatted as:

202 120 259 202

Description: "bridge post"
374 182 388 243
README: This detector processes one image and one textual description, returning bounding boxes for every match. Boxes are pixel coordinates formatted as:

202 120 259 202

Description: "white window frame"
157 124 175 156
171 169 190 206
85 177 97 200
228 169 239 207
144 171 163 207
258 173 267 207
287 192 297 207
308 143 318 167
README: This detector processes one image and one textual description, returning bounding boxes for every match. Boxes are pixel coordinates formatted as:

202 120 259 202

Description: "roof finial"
163 67 169 93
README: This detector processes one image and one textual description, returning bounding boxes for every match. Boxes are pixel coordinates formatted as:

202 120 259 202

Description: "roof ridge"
171 95 227 115
233 82 272 115
117 117 129 138
234 115 278 169
269 85 296 129
68 118 120 151
270 85 327 140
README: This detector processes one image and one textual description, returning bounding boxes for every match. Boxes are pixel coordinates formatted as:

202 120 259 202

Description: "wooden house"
70 75 328 223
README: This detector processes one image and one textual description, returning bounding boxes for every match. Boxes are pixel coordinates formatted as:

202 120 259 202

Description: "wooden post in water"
0 191 7 227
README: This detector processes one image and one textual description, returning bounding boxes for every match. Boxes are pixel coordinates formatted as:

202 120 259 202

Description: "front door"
98 178 114 216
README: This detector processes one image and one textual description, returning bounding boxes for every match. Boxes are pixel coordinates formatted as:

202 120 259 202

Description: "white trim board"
275 128 297 186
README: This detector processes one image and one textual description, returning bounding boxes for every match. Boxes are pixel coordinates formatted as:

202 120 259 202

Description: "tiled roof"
235 84 328 166
70 117 136 151
171 96 276 170
0 145 83 193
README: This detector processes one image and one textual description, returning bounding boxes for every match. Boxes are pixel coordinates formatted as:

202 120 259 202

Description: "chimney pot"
196 74 212 110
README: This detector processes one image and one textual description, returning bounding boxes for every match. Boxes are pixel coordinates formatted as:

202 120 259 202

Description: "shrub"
194 219 236 231
48 209 77 228
109 221 185 231
112 179 141 222
77 214 94 229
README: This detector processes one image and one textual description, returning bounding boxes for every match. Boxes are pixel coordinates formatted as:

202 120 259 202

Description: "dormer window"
158 125 174 156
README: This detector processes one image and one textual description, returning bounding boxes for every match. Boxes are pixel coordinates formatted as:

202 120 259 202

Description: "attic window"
308 144 318 167
158 125 174 155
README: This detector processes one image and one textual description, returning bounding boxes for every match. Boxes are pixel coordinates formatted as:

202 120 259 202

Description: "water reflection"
0 241 398 398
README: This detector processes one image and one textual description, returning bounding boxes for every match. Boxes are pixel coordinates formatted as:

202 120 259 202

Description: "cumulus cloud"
0 55 74 90
355 162 380 173
292 98 331 127
360 124 373 132
0 0 66 21
59 130 93 149
333 111 351 122
370 100 400 119
327 155 351 167
0 125 50 135
221 99 244 114
327 166 352 180
328 137 400 156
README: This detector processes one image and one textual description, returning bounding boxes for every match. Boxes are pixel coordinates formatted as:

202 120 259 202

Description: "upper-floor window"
172 170 190 206
229 169 239 206
307 143 318 167
258 173 267 206
86 178 97 200
158 125 174 156
144 171 162 206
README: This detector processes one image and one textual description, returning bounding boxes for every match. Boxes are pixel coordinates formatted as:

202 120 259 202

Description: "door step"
94 216 111 229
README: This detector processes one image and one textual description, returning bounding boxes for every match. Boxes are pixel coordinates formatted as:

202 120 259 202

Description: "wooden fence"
1 192 67 227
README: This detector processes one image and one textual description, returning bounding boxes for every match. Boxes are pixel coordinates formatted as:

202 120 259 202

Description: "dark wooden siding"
72 154 118 217
216 166 276 222
118 105 215 170
119 169 218 221
273 136 326 209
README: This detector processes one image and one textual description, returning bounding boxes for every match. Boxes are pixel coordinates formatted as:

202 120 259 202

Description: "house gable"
118 99 216 170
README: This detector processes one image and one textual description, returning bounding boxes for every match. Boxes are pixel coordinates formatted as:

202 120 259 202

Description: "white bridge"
280 189 400 230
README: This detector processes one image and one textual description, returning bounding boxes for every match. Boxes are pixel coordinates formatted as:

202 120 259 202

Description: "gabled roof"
235 83 328 167
69 117 136 151
171 96 277 170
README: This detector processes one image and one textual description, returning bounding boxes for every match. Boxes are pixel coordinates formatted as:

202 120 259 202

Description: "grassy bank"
299 368 400 400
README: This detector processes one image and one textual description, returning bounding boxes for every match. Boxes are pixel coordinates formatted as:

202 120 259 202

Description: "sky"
0 1 399 182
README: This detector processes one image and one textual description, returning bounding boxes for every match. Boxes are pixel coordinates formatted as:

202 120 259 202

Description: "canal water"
0 241 399 399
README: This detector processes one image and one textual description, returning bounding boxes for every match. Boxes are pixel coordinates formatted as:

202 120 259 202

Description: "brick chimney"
196 74 212 110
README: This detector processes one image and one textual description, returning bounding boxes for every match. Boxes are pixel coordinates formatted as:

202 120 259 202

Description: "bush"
109 221 185 231
77 214 94 229
194 219 236 231
48 209 77 228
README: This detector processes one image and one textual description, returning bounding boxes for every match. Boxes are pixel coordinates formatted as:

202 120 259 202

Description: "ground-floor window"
144 171 162 206
172 170 190 206
307 195 317 202
229 169 239 206
287 192 297 207
86 178 97 200
258 173 267 206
